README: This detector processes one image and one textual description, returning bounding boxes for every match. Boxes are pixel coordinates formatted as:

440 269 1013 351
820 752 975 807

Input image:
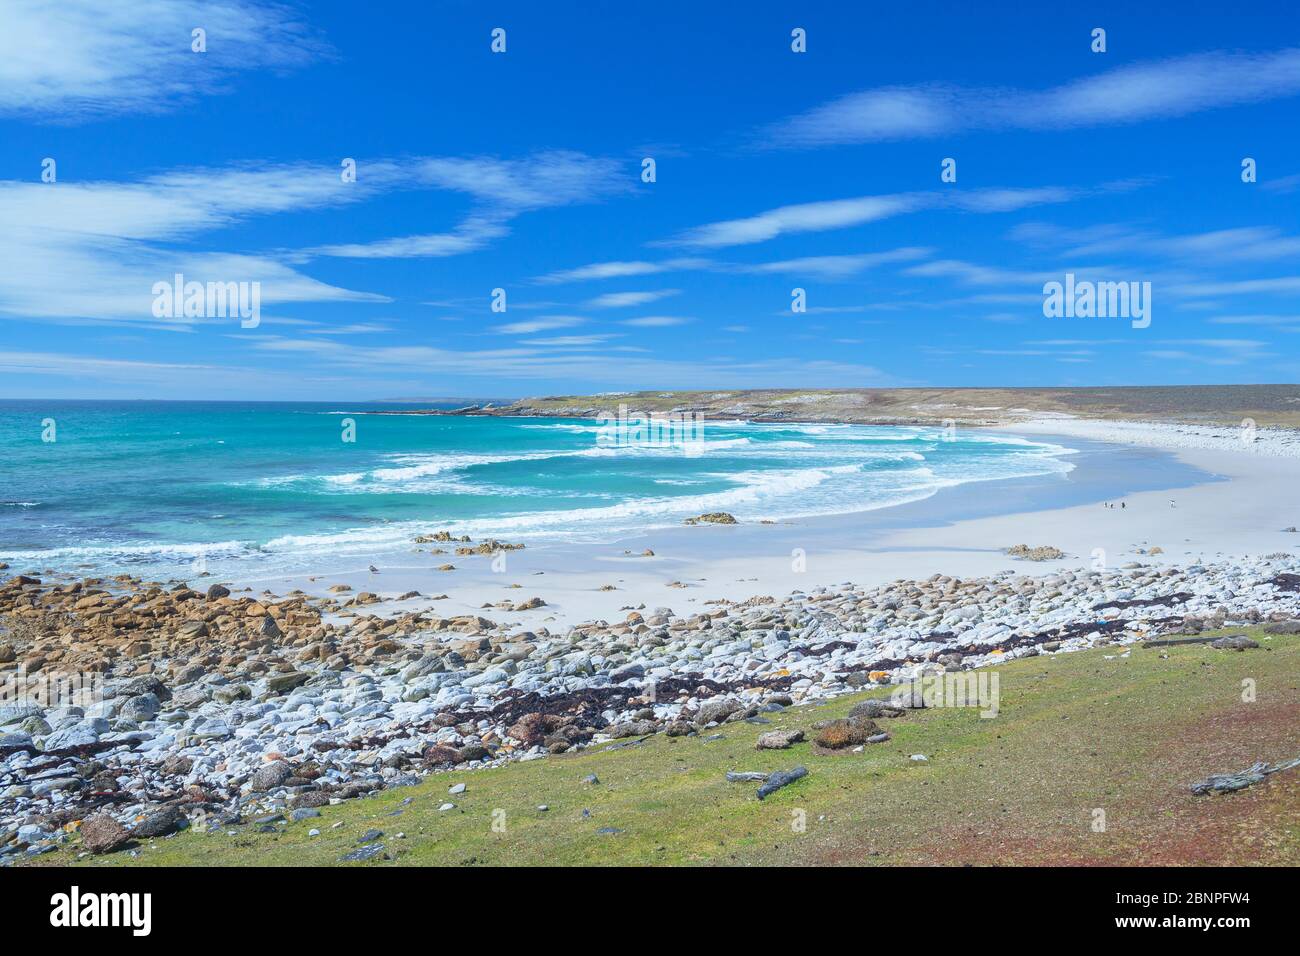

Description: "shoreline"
3 416 1300 858
4 418 1297 632
356 383 1300 430
195 421 1291 632
237 430 1192 629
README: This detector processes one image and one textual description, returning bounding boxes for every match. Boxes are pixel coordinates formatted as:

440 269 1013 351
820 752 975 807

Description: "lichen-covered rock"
80 814 130 853
248 760 293 791
696 697 740 726
756 729 804 750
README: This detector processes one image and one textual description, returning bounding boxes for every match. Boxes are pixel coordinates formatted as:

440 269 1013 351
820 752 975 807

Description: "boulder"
695 697 740 726
1211 636 1260 651
814 718 880 749
756 729 804 750
133 805 183 838
849 698 905 721
80 814 130 854
119 693 160 723
248 760 294 791
266 671 310 695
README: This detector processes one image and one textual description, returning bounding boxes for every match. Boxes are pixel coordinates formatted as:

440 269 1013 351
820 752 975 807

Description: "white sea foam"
1 421 1081 578
518 422 604 433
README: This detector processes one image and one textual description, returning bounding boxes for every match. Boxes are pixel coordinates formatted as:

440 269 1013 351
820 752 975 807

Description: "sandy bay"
227 420 1296 631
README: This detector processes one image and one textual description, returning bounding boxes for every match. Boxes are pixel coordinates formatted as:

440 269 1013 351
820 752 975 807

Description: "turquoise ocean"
0 400 1077 579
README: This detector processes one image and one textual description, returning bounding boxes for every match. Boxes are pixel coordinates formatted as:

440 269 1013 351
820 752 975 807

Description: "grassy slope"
34 628 1300 867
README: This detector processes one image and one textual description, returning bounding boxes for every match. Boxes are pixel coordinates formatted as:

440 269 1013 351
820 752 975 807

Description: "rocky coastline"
3 551 1298 859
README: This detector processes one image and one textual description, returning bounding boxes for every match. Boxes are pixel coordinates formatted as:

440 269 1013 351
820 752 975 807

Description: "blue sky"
1 0 1297 399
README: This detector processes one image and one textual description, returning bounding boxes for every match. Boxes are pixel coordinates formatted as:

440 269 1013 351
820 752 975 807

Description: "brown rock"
161 755 193 776
814 718 879 750
80 814 131 854
507 712 558 747
421 744 465 768
684 512 737 525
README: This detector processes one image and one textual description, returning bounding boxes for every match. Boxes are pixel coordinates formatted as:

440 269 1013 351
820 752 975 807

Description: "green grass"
31 628 1300 866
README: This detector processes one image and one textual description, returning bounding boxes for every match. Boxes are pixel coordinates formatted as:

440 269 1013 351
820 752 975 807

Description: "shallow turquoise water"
0 400 1076 577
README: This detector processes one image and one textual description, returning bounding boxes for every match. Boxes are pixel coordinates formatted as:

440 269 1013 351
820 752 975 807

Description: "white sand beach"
245 419 1300 631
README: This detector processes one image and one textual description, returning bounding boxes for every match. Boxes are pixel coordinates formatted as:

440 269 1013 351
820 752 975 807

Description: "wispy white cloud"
1207 313 1300 326
0 164 388 324
621 315 690 327
1143 338 1271 366
538 249 932 283
0 0 327 120
767 47 1300 146
1011 222 1300 263
1171 276 1300 297
306 152 629 260
0 151 631 325
236 335 894 390
586 289 680 308
306 217 509 260
1262 172 1300 194
412 153 627 210
0 349 218 376
902 259 1064 286
303 323 395 336
534 257 712 283
495 315 585 334
667 194 924 248
748 247 930 278
664 187 1084 248
521 334 616 347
